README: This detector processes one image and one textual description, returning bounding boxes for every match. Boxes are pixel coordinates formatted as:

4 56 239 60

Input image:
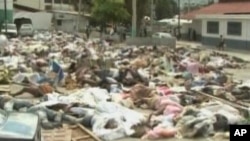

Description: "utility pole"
132 0 137 38
150 0 154 35
4 0 7 33
188 0 190 13
177 0 181 40
77 0 82 32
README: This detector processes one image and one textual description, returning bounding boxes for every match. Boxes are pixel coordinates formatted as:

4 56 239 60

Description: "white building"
14 12 53 30
14 0 74 11
174 0 217 9
13 0 90 33
53 10 90 33
197 14 250 49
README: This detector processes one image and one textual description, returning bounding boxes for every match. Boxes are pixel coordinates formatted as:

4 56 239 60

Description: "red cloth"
157 86 172 96
155 96 183 117
142 127 177 140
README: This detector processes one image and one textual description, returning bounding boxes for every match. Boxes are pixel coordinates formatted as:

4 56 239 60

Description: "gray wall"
202 36 250 50
54 13 89 33
126 37 176 48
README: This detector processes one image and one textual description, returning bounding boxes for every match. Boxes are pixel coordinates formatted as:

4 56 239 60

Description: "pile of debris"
0 31 249 141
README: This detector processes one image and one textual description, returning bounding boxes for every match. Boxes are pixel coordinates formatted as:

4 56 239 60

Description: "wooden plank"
76 124 102 141
64 124 101 141
41 129 71 141
194 90 249 111
0 85 10 92
74 136 90 140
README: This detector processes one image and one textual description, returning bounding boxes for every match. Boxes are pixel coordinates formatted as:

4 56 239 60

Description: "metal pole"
4 0 7 33
132 0 137 38
188 0 190 13
77 0 82 32
150 0 154 35
60 0 62 10
177 0 181 40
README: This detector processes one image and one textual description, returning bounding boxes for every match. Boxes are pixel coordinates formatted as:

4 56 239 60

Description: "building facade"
198 14 250 50
53 10 90 33
174 0 217 9
13 0 90 33
14 0 74 11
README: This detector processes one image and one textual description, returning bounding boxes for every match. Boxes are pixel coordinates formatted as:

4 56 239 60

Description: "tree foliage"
91 0 130 23
155 0 178 20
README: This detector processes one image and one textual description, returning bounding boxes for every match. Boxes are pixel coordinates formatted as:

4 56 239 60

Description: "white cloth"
42 88 111 107
92 102 145 141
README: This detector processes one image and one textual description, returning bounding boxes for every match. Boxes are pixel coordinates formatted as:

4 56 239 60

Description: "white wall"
14 0 73 10
201 18 250 41
14 0 44 10
54 13 88 33
14 12 53 30
0 0 13 9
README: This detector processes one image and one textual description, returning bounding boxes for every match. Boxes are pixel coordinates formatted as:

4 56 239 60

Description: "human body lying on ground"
12 82 54 97
0 95 84 129
71 101 146 141
142 102 244 140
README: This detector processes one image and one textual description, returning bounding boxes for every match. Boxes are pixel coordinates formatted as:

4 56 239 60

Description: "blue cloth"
192 80 207 87
182 71 193 80
50 61 64 82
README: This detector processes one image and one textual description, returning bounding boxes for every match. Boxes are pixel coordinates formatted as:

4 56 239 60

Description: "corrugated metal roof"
182 2 250 19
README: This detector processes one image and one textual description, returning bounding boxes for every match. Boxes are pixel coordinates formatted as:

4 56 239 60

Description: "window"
63 0 69 4
45 5 52 10
227 22 242 36
45 0 52 3
54 0 61 3
207 21 219 34
57 20 62 26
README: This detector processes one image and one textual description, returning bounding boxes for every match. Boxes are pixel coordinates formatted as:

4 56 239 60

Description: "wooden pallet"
41 128 72 141
41 124 101 141
64 124 102 141
0 85 10 92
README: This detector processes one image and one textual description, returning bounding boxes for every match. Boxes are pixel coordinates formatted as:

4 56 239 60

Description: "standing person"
85 25 91 39
110 26 114 36
217 35 225 50
122 25 126 41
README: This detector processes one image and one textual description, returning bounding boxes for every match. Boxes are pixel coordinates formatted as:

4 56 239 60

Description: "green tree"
91 0 130 23
155 0 177 20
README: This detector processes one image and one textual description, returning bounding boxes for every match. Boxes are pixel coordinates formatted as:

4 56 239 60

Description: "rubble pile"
0 31 249 141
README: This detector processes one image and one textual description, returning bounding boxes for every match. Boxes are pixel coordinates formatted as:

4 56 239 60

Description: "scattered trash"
0 31 249 141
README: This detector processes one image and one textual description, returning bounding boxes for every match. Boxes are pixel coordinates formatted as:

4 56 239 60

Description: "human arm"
148 106 165 122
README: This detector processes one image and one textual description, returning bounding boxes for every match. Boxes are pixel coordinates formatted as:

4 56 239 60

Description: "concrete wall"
14 12 53 30
126 37 176 48
14 0 43 10
14 0 73 11
199 15 250 50
54 13 88 33
182 19 202 41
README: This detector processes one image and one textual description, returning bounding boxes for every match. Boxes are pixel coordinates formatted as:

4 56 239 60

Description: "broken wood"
193 90 249 112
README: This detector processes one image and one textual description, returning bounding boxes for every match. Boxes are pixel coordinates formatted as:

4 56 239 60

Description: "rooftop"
51 10 91 17
182 1 250 19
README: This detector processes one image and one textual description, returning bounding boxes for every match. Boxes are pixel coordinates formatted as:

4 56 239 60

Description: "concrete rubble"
0 31 249 141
